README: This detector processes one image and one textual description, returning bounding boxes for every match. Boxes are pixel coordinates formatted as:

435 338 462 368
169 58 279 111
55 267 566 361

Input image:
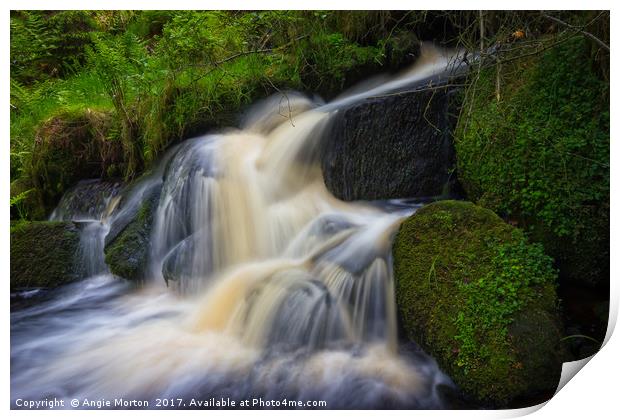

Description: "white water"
11 45 463 409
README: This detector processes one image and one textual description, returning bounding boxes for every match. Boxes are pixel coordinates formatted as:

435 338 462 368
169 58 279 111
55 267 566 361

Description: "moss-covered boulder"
393 200 564 407
10 221 81 290
104 186 160 281
29 108 125 216
454 38 609 288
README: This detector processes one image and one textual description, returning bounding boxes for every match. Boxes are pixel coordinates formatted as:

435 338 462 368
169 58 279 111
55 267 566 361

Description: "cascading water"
11 45 465 409
49 180 123 277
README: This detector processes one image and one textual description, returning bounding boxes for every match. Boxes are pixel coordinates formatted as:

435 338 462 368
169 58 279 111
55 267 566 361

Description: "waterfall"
49 180 122 277
11 44 464 409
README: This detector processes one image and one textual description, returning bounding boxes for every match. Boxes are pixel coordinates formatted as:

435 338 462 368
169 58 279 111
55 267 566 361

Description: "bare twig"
484 32 582 69
384 11 415 44
479 10 485 52
542 13 609 51
190 34 309 84
208 34 309 69
495 59 501 102
422 87 441 133
366 82 468 99
265 77 296 127
212 47 276 67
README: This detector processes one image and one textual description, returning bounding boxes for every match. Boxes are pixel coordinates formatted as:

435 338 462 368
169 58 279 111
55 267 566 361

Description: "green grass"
11 11 402 219
10 71 113 179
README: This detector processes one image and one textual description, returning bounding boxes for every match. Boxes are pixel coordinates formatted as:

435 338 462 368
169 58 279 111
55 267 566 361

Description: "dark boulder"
49 179 123 221
321 77 461 201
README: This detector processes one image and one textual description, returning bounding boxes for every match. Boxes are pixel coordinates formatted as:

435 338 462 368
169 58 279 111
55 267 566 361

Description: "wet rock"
104 185 161 282
10 221 81 290
321 76 461 201
49 179 123 221
161 229 213 286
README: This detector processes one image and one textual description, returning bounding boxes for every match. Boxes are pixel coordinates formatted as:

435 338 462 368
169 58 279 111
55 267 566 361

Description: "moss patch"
104 187 160 281
393 200 563 407
29 108 125 217
10 221 81 290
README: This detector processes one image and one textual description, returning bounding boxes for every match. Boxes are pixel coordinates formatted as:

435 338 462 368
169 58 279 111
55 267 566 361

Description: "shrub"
455 37 609 287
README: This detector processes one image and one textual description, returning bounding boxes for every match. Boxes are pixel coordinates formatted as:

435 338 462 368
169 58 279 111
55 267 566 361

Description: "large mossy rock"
29 108 125 217
10 221 81 290
321 76 460 201
104 186 160 281
393 200 564 407
454 38 609 288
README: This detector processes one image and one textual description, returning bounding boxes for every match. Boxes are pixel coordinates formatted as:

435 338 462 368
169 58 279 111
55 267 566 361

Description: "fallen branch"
191 34 309 83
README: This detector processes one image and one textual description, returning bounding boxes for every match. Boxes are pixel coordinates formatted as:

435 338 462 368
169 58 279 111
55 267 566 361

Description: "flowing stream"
11 45 465 409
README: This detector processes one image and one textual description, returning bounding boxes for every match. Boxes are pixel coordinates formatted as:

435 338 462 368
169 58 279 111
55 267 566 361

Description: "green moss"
295 31 384 97
393 200 563 407
28 107 124 217
104 188 159 281
10 221 81 290
455 38 609 287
